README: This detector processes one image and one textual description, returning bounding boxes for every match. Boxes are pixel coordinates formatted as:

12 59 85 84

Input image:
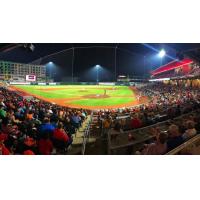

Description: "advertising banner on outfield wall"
99 82 115 86
10 82 31 85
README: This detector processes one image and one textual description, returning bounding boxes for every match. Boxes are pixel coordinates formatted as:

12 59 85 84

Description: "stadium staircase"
66 113 97 155
83 114 108 155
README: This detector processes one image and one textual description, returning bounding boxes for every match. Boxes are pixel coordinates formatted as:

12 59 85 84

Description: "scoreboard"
26 75 36 82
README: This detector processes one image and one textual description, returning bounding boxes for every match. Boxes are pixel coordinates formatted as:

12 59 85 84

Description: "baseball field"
12 85 147 110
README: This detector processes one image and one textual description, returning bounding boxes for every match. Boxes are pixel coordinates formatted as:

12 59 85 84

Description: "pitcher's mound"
83 94 110 99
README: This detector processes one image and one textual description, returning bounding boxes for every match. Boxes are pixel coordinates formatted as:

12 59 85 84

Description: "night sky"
0 43 199 81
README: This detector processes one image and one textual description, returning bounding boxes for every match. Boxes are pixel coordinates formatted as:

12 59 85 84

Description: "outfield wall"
9 81 143 86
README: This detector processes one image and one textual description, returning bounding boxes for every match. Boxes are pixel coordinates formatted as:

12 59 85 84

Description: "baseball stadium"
1 43 200 155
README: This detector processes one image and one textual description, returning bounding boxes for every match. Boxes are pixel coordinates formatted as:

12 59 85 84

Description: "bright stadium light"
158 49 166 58
49 61 53 64
95 65 101 83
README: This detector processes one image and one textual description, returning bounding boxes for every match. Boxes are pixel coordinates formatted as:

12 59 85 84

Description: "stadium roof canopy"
151 58 193 76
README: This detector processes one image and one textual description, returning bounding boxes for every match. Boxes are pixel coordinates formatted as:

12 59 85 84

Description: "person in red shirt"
131 115 142 129
53 122 69 142
0 141 10 155
38 132 53 155
0 132 8 142
52 122 72 152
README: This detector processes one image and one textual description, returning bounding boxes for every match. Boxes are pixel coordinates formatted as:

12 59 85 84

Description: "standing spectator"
102 115 112 137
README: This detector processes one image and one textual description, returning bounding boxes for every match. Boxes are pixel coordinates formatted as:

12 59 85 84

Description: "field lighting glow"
49 61 53 64
158 49 166 58
96 64 100 68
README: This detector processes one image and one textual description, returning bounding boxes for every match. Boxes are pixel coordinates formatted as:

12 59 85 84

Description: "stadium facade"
0 60 46 81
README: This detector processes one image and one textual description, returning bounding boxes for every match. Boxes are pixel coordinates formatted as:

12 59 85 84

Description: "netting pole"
143 55 146 78
114 46 117 81
72 47 75 83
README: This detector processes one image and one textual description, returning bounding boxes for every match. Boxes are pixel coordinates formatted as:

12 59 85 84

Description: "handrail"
166 135 200 155
107 110 198 154
81 112 93 155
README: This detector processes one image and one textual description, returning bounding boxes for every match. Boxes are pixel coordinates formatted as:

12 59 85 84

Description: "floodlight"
158 49 166 58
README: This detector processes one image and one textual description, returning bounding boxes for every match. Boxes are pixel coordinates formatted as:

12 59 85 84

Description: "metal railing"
81 112 94 155
107 111 198 155
166 134 200 155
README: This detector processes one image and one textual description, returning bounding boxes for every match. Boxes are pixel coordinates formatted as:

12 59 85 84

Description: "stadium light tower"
95 65 100 83
46 62 54 80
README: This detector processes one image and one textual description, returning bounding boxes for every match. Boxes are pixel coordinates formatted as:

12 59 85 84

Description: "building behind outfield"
0 60 46 81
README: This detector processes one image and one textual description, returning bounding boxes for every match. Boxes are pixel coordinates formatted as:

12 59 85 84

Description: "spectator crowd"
1 81 200 155
97 82 200 154
98 82 200 130
0 87 88 155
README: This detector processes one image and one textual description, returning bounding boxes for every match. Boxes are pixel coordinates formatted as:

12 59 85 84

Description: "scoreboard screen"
26 75 36 82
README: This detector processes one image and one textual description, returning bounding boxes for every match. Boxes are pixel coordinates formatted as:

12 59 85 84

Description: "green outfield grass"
15 85 136 108
70 97 134 106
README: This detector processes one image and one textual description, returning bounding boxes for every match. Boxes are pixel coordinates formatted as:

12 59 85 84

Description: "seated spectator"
0 131 8 142
182 120 197 140
23 136 37 153
63 116 76 135
167 124 184 152
71 113 81 129
53 122 72 151
0 140 10 155
141 132 168 155
26 110 34 120
131 114 142 129
39 117 55 137
0 105 6 119
38 132 53 155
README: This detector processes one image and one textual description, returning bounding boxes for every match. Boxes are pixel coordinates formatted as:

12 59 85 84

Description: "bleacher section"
107 111 200 155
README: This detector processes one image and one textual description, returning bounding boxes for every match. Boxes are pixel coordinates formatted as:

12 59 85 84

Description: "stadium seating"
0 86 90 155
1 79 200 155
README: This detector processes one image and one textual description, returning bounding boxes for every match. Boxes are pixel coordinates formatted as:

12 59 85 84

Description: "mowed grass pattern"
71 97 134 106
15 85 135 107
